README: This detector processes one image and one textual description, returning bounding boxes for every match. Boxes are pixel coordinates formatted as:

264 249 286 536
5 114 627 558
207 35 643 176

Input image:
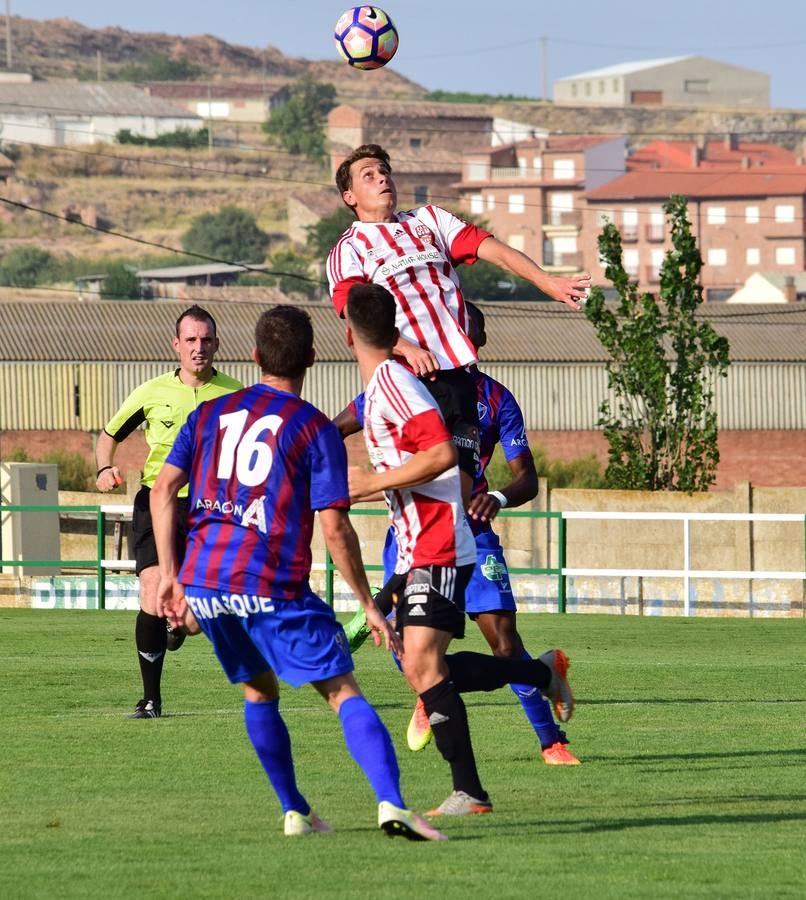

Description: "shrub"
40 450 97 492
0 246 55 287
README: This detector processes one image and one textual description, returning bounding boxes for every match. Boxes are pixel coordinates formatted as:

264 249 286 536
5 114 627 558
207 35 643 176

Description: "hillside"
7 14 427 99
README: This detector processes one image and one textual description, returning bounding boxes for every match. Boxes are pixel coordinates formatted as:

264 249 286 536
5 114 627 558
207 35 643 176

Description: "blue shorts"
183 585 354 687
382 526 515 617
466 529 516 617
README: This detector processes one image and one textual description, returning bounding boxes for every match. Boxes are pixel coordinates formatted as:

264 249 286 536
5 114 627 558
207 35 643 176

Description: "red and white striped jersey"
328 205 491 371
363 358 476 573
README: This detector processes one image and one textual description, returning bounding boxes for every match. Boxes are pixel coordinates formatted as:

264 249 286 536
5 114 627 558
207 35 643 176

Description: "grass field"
1 610 804 899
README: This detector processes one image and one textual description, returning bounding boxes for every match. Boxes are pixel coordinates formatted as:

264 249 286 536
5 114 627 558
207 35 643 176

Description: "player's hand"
349 465 380 503
156 575 187 629
365 604 402 656
395 343 440 379
96 466 123 492
544 272 592 311
468 492 503 523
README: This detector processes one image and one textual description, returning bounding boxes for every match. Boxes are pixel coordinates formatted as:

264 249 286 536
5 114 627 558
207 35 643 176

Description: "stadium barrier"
1 504 804 616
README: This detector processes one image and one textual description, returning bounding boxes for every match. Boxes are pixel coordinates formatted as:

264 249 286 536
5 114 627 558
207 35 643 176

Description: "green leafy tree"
262 77 337 159
584 195 731 492
101 263 141 300
305 206 355 258
182 206 269 264
264 249 319 299
116 54 205 81
116 127 209 148
0 247 55 287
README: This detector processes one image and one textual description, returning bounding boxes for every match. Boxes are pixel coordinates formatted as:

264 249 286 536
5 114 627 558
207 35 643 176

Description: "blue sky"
15 1 806 108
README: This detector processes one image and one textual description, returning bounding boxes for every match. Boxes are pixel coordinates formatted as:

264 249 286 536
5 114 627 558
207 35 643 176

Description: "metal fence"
2 504 804 616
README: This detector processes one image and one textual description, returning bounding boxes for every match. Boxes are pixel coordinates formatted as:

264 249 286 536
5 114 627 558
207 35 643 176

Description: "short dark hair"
465 301 486 350
335 143 391 201
254 305 313 378
176 304 216 337
346 283 396 349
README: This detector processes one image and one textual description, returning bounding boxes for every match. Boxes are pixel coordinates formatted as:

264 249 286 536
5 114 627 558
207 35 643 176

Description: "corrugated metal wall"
1 361 804 432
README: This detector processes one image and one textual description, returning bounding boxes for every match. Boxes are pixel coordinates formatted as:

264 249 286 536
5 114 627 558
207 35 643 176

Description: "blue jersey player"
150 305 446 841
336 302 580 766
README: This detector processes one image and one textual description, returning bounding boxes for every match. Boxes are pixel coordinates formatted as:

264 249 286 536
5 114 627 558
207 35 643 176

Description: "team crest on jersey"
415 224 435 244
477 401 488 422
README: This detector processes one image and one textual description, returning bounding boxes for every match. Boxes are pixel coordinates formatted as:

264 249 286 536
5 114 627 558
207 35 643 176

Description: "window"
550 192 574 225
486 194 495 210
507 234 525 251
553 159 576 180
776 246 796 265
571 83 578 97
708 248 727 266
707 207 727 225
469 194 484 215
746 247 760 266
745 206 760 224
612 78 620 92
585 81 591 96
599 80 605 94
533 157 543 177
467 160 487 181
508 194 525 214
409 137 422 149
623 248 639 276
684 79 711 93
414 185 428 205
775 204 795 223
622 208 638 240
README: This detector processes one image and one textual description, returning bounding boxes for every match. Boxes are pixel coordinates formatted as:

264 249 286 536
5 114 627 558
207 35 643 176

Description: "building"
584 165 806 300
140 81 290 124
0 83 202 146
456 135 626 269
287 192 343 247
727 272 806 304
554 56 769 108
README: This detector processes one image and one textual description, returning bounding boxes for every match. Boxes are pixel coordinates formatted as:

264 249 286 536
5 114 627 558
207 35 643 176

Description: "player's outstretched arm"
318 507 402 655
468 453 538 524
349 440 457 502
477 235 590 310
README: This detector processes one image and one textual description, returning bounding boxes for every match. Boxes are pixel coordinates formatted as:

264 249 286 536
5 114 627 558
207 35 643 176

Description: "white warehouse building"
0 81 203 146
553 56 770 108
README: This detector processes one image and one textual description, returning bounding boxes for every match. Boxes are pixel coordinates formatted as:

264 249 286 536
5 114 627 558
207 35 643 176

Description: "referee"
95 305 242 718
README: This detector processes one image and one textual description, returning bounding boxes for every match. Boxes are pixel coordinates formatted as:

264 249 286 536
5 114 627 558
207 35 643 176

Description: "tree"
262 77 336 159
0 247 55 287
584 195 730 492
182 206 269 264
305 206 355 258
101 263 141 300
264 249 319 300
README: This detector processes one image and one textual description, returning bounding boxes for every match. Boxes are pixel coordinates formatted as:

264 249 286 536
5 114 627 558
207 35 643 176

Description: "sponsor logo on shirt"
510 430 529 447
379 249 442 277
415 224 435 244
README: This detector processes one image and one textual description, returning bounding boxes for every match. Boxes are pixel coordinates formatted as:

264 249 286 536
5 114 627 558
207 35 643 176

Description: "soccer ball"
334 6 399 70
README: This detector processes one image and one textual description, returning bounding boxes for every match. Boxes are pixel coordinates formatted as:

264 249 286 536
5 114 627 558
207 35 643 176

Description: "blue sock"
339 696 404 807
244 698 309 815
510 649 563 749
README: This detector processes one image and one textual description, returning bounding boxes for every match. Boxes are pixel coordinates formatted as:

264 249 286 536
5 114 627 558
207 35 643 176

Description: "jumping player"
344 283 574 817
327 142 591 507
337 302 581 766
95 305 242 719
149 305 446 841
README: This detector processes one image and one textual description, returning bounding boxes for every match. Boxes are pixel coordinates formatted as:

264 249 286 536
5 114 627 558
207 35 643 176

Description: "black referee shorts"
130 486 189 576
421 367 480 479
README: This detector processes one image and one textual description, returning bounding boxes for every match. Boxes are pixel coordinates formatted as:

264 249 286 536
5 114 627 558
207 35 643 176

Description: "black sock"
445 651 551 694
135 610 167 704
420 678 486 800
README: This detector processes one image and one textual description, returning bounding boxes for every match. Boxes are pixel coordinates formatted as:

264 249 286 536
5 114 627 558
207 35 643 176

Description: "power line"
0 195 326 284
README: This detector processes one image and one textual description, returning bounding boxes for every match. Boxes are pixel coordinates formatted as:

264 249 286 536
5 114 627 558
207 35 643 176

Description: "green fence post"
325 548 335 607
97 506 106 611
558 513 567 614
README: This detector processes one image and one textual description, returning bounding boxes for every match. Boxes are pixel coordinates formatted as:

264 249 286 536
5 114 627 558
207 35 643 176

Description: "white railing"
560 511 806 616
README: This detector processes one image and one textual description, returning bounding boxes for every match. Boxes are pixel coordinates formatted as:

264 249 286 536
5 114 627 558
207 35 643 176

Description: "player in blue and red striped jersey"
337 301 580 767
149 305 446 842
